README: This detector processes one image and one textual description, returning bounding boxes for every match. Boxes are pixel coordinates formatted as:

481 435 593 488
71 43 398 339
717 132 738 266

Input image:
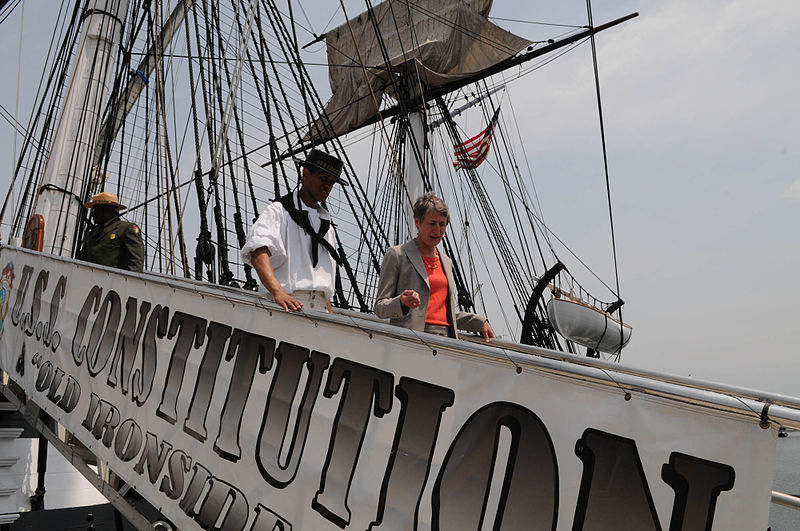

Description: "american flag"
453 107 500 170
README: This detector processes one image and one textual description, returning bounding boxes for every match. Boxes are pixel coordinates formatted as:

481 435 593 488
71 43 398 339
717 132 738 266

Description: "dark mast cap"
301 149 347 185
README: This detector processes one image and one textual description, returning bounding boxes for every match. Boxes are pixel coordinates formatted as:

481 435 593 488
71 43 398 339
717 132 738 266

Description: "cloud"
783 179 800 202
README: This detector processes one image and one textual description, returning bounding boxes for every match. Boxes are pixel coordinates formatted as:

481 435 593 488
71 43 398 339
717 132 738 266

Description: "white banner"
0 247 776 530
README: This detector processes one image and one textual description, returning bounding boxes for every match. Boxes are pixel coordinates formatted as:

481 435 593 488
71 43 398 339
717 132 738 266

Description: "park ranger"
77 191 145 272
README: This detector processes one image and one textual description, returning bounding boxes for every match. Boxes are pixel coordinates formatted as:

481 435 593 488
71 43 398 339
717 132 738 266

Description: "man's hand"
399 289 421 309
482 320 495 343
273 289 303 312
251 247 302 311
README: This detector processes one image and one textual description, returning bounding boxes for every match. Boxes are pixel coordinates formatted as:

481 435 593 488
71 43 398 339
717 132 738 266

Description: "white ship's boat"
547 297 632 354
0 1 798 529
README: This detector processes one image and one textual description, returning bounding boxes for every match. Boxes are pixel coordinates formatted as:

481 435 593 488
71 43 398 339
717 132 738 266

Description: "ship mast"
403 101 428 231
34 0 129 256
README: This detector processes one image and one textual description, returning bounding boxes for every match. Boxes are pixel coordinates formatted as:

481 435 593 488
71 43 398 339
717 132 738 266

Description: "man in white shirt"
241 149 346 312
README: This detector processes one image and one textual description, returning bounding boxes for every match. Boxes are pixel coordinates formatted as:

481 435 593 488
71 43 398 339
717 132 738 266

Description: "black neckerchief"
277 192 340 266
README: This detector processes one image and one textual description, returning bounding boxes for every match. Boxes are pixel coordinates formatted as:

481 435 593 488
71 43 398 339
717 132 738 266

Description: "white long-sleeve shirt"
241 191 337 301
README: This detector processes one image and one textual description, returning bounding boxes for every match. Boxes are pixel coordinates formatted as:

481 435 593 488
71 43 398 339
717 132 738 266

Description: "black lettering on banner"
661 452 735 531
72 286 102 365
432 402 558 531
133 431 173 484
194 477 249 531
313 359 394 528
43 275 66 349
82 393 101 431
251 504 292 531
86 290 122 376
256 343 330 488
24 269 48 337
11 264 33 327
213 329 275 462
81 392 120 448
56 375 81 413
370 377 454 530
573 428 660 530
34 360 53 392
160 449 193 500
157 312 207 424
45 365 65 403
195 476 250 531
179 462 211 516
133 304 169 406
107 298 151 393
114 418 144 462
184 321 232 442
15 344 25 376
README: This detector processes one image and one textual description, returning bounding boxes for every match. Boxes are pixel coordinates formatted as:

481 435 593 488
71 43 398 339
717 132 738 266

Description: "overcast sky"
1 0 798 397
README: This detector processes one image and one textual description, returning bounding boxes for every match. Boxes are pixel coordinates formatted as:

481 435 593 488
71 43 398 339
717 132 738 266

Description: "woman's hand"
482 320 495 342
399 289 421 309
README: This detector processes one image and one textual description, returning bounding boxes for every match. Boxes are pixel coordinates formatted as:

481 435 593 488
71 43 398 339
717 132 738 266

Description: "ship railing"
772 490 800 510
6 245 800 433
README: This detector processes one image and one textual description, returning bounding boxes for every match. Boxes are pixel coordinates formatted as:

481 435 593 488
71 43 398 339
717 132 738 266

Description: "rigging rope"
337 0 411 209
586 0 622 301
0 0 26 233
153 2 190 277
8 0 75 240
480 84 541 282
261 0 381 308
216 0 259 288
57 0 124 257
363 0 480 309
487 16 583 29
0 0 21 26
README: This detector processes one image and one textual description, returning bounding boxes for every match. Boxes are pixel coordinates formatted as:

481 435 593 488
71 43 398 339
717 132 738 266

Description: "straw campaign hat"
83 191 126 210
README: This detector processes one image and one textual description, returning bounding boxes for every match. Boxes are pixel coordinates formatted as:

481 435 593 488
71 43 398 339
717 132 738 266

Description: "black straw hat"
300 149 347 185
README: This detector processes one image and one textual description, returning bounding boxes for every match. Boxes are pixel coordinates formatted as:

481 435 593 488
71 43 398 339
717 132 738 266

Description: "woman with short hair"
374 193 494 341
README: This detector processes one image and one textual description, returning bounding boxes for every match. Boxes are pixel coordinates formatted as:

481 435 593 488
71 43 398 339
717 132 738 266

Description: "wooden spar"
261 12 639 168
423 12 639 103
428 85 505 129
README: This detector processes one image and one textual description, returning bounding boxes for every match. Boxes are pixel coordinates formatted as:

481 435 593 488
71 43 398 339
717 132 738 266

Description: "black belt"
424 324 451 337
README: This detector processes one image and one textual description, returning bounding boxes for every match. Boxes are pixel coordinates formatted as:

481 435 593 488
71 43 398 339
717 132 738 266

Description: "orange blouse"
423 254 449 327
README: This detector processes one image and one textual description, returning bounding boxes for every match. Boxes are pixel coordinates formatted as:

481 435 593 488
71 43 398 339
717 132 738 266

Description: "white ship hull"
1 246 796 530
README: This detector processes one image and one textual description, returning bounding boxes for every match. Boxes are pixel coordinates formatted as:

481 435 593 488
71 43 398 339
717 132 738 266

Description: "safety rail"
772 490 800 510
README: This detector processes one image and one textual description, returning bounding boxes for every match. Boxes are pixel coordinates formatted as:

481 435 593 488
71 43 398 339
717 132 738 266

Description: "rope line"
586 0 622 300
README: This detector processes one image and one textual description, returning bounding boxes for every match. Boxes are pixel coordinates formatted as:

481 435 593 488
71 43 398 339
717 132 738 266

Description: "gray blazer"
374 240 487 339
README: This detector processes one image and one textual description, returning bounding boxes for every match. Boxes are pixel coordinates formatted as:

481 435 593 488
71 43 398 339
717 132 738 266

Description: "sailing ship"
0 0 798 529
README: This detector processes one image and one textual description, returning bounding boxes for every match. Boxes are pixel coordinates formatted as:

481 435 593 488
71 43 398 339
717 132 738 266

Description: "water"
770 433 800 530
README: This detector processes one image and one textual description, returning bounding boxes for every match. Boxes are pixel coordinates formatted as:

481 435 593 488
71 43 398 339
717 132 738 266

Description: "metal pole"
30 434 48 510
772 490 800 510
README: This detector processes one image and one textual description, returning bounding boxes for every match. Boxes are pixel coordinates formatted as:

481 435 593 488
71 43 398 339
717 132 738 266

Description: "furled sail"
309 0 531 140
